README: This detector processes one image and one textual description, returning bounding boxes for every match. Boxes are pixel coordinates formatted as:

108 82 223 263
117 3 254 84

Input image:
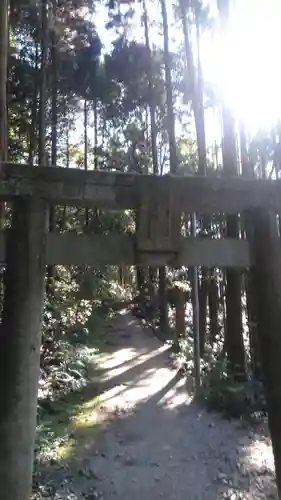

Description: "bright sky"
82 0 281 151
202 0 281 134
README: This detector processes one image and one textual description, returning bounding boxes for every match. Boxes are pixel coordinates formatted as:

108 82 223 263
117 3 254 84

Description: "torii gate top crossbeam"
1 162 281 214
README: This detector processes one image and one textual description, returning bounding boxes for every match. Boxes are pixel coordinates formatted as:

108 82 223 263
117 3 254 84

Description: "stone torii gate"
0 162 281 500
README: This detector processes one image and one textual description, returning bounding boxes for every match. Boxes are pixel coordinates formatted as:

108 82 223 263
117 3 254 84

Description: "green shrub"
199 359 266 419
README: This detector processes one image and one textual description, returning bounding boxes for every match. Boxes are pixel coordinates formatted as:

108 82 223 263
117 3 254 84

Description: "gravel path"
34 312 277 499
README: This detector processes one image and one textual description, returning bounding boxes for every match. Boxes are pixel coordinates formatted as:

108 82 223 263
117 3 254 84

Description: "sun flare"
202 0 281 133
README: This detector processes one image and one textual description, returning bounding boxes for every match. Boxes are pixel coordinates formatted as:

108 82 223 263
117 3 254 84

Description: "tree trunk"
221 110 245 380
0 0 7 162
225 215 245 380
219 271 227 335
218 0 245 382
149 266 157 287
62 124 70 228
47 0 58 294
91 98 99 228
159 0 177 173
38 0 47 166
189 256 201 390
28 42 39 165
142 0 159 295
136 266 146 291
275 127 281 236
250 209 281 497
93 96 98 170
0 0 8 310
0 0 8 228
240 123 260 377
209 272 219 344
84 99 89 227
244 269 260 378
175 287 185 345
159 266 168 331
199 269 208 356
142 0 158 176
180 1 207 383
222 114 245 381
118 266 124 286
159 0 178 332
0 198 47 500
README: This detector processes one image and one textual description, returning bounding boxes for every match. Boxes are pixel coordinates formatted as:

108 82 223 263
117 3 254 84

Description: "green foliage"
37 287 119 462
36 382 101 463
174 329 267 421
199 363 266 420
39 249 133 408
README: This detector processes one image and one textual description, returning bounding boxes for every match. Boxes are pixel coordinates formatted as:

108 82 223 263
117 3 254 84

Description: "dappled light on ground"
33 312 277 500
36 390 102 463
238 436 276 498
247 439 274 471
72 400 100 430
97 342 179 410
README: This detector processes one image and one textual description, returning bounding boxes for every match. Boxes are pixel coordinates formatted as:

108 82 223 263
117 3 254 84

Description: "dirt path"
35 312 277 499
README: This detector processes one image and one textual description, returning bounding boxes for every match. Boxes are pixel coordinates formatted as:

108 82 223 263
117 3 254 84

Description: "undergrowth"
199 362 266 420
36 307 109 462
175 335 267 421
35 383 102 463
36 265 131 463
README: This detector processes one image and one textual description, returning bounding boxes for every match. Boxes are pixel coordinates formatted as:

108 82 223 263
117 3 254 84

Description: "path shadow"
33 312 277 500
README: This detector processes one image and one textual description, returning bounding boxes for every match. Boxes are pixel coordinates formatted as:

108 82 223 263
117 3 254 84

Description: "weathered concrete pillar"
250 208 281 498
0 197 47 500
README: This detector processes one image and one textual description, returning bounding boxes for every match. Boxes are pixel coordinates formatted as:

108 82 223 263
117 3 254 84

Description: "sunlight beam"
202 0 281 134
